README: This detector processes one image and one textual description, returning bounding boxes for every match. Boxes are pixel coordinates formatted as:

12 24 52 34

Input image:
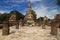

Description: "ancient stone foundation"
2 21 9 35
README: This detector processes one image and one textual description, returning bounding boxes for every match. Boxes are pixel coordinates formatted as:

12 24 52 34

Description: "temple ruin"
2 0 60 36
24 0 36 26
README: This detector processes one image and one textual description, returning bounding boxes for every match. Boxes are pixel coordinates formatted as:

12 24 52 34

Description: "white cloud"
33 5 48 18
27 0 42 2
0 11 9 14
5 0 26 3
47 9 59 19
5 0 42 3
32 5 59 19
0 11 6 14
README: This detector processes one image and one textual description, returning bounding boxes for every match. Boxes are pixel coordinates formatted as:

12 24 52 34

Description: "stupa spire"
28 0 31 8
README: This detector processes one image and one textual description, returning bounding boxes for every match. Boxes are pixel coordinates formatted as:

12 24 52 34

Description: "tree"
57 0 60 6
38 17 44 21
32 10 37 20
0 10 24 24
0 13 9 24
10 10 24 20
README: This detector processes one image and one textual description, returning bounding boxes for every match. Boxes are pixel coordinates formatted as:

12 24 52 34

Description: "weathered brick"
2 21 9 35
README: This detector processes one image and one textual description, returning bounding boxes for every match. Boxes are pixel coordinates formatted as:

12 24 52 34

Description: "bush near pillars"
2 21 9 35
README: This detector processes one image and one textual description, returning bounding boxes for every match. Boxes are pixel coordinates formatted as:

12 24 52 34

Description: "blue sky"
0 0 60 19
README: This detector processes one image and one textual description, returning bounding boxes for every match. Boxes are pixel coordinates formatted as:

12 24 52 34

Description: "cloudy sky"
0 0 60 19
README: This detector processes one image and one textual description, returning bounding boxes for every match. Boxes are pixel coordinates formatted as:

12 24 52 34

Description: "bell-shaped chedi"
24 0 36 26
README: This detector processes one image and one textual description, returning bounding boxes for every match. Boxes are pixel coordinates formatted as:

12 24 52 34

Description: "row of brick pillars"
2 21 58 35
42 20 58 35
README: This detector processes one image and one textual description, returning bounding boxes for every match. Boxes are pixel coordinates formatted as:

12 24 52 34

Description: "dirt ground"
0 26 60 40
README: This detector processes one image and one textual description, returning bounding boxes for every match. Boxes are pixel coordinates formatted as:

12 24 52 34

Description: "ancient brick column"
42 24 45 29
2 21 9 35
16 21 19 29
42 20 46 29
51 21 58 35
19 19 24 26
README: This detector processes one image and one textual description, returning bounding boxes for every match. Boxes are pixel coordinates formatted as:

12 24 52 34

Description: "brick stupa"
24 0 36 26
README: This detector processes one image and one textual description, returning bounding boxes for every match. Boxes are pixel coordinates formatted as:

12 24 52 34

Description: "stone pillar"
2 21 9 35
42 24 45 29
51 21 58 35
19 19 24 26
42 20 46 29
16 21 19 29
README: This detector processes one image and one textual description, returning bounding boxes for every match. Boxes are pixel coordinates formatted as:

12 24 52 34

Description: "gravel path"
0 26 60 40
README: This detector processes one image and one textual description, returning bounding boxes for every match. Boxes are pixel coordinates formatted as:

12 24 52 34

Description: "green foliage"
0 10 36 24
0 24 3 29
0 10 24 24
38 17 44 21
0 13 9 24
10 10 24 20
57 0 60 6
32 10 37 19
